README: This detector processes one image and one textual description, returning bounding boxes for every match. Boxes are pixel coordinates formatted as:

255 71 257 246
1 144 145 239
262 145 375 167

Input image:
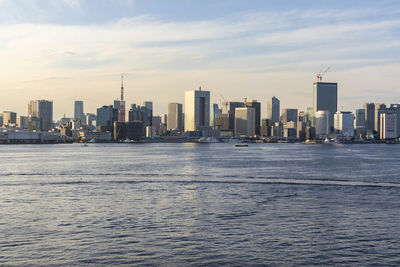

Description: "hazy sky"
1 0 400 119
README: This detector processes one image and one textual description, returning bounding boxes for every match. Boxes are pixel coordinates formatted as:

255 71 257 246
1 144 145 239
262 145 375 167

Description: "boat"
197 137 220 143
235 143 248 147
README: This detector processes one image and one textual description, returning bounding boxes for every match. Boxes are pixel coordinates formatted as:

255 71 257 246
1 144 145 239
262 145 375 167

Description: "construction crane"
219 94 228 112
317 67 330 82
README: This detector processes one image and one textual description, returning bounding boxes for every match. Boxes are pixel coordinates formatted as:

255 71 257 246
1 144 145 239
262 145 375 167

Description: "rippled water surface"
1 143 400 266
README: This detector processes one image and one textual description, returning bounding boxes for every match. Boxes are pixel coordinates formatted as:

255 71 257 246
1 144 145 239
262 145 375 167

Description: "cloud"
0 5 400 117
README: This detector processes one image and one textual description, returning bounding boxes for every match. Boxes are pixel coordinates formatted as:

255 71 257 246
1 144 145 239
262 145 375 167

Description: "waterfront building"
215 113 230 131
210 103 221 129
313 82 337 131
167 103 183 131
96 105 118 127
388 104 400 136
380 113 397 140
281 108 298 127
85 113 96 128
234 107 255 137
374 103 387 134
364 103 375 133
315 110 330 138
355 109 366 129
184 88 210 132
28 100 53 131
0 114 3 126
17 116 28 129
143 101 153 127
152 116 161 136
74 101 84 121
334 111 354 137
267 96 280 123
161 114 167 125
3 111 17 126
306 107 315 127
245 100 261 136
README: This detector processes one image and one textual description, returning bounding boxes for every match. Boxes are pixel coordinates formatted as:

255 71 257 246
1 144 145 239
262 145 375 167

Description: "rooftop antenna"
121 74 124 101
199 86 202 91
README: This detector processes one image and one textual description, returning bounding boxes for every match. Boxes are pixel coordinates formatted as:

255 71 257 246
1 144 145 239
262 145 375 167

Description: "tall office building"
225 101 245 131
210 103 221 129
74 101 84 121
167 103 183 131
355 109 366 129
17 116 28 129
364 103 375 132
315 110 330 137
281 108 298 125
28 100 53 131
374 103 387 133
267 96 280 123
2 111 17 126
313 82 337 131
380 113 397 140
184 88 210 132
334 111 354 137
234 107 255 137
96 105 118 127
245 100 261 136
143 101 153 127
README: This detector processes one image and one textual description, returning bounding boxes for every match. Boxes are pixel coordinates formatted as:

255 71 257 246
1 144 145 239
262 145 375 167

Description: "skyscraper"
313 82 337 131
380 113 397 140
334 111 354 137
281 108 298 125
355 109 366 129
2 111 17 126
96 105 118 127
267 96 280 123
363 103 375 132
234 107 255 137
210 103 221 129
245 100 261 136
74 101 84 121
167 103 183 131
315 110 330 138
184 88 210 132
374 103 386 133
28 100 53 131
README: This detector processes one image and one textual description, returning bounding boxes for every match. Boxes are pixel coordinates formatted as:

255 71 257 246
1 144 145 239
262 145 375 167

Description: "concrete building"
210 103 221 129
74 101 84 121
245 100 261 136
281 108 298 126
315 110 330 138
364 103 375 133
374 103 387 134
355 109 366 129
28 100 53 131
184 88 210 132
152 116 161 136
234 107 255 137
380 113 397 140
3 111 17 126
143 101 153 127
313 82 337 131
334 111 354 137
96 105 118 127
267 96 280 123
85 113 96 128
17 116 28 129
167 103 183 131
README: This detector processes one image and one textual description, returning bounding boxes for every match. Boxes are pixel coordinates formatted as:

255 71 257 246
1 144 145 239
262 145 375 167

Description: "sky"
1 0 400 119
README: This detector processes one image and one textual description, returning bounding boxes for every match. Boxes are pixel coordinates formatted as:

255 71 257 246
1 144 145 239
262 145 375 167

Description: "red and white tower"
119 74 126 122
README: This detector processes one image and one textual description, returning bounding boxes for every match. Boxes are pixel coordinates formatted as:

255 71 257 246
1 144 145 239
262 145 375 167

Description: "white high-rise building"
380 113 397 140
234 107 255 137
184 88 210 132
315 110 330 138
334 111 354 137
28 100 53 131
167 103 183 131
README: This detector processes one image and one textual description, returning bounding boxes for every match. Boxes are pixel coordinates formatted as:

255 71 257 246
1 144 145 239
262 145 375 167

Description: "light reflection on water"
0 143 400 265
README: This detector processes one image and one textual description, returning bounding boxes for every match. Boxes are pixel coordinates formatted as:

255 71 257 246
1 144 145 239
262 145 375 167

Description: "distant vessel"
235 143 248 147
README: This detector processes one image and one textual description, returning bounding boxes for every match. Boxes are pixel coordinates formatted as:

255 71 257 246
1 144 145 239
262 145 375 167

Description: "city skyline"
1 0 400 118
